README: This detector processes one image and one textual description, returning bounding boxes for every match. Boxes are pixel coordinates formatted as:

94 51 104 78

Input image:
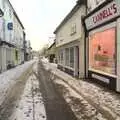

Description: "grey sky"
10 0 76 50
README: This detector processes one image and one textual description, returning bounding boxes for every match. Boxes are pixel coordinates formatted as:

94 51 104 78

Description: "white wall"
3 0 14 44
13 15 24 48
0 45 7 71
56 5 86 47
26 40 31 54
117 18 120 92
87 0 106 13
0 0 5 41
55 5 86 78
0 0 24 48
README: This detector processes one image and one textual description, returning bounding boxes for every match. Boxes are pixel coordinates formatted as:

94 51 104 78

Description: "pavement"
42 58 120 120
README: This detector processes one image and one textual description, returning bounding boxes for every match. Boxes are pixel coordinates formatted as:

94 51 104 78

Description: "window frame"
88 22 117 76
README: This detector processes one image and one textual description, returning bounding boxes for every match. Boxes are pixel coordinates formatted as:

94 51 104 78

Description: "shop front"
84 0 120 92
57 41 80 78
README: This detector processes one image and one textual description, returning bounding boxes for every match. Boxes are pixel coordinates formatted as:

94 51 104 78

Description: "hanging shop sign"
85 1 120 30
7 22 13 30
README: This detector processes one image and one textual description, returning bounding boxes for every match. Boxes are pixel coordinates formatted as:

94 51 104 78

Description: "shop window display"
65 48 70 66
58 50 63 64
70 47 74 68
89 27 116 75
65 47 74 68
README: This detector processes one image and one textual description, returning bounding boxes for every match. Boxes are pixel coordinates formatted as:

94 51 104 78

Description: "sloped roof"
48 42 55 50
54 0 86 34
8 0 24 29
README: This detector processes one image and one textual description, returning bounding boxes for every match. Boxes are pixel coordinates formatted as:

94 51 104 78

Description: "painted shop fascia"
54 2 86 78
84 0 120 92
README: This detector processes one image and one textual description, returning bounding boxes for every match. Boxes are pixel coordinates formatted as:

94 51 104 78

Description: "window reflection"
89 27 116 75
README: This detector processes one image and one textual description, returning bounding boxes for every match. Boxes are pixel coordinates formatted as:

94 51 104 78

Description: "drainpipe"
84 0 88 79
82 0 87 79
77 0 87 79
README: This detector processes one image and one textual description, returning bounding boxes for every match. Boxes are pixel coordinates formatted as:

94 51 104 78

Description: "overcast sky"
9 0 76 51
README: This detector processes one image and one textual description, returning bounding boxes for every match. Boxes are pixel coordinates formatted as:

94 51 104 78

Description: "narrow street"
0 60 77 120
42 59 120 120
0 59 120 120
1 0 120 119
37 61 77 120
0 61 46 120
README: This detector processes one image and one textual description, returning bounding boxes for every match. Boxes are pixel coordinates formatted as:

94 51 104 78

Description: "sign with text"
85 1 120 30
7 22 13 30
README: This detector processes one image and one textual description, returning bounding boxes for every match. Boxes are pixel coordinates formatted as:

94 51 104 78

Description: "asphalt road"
37 61 77 120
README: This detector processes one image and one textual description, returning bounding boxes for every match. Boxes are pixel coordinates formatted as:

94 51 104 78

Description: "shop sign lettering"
93 3 117 24
85 1 120 30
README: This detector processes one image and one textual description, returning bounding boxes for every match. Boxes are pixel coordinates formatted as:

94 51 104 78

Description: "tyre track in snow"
36 61 77 120
0 63 33 119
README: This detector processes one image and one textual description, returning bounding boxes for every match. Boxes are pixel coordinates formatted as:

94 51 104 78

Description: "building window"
61 51 63 64
96 0 100 5
65 48 70 66
70 47 74 68
95 0 105 5
9 8 12 18
71 23 76 35
15 50 18 61
89 27 116 75
65 47 74 68
88 0 106 13
58 50 63 64
60 39 63 42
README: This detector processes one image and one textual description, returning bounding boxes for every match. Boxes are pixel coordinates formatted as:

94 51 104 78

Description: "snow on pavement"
54 79 107 120
0 60 35 106
42 59 120 119
9 74 46 120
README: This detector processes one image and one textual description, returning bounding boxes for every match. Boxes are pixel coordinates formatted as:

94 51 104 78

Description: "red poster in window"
89 27 116 75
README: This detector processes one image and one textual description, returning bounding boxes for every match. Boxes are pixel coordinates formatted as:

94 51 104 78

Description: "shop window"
65 48 70 66
89 27 116 75
58 54 61 64
65 47 74 68
70 47 74 68
58 50 63 65
15 50 18 61
61 51 63 64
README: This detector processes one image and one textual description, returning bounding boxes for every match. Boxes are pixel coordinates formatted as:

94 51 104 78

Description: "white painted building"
13 11 24 65
87 0 106 13
25 40 32 61
54 1 86 78
0 0 25 72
